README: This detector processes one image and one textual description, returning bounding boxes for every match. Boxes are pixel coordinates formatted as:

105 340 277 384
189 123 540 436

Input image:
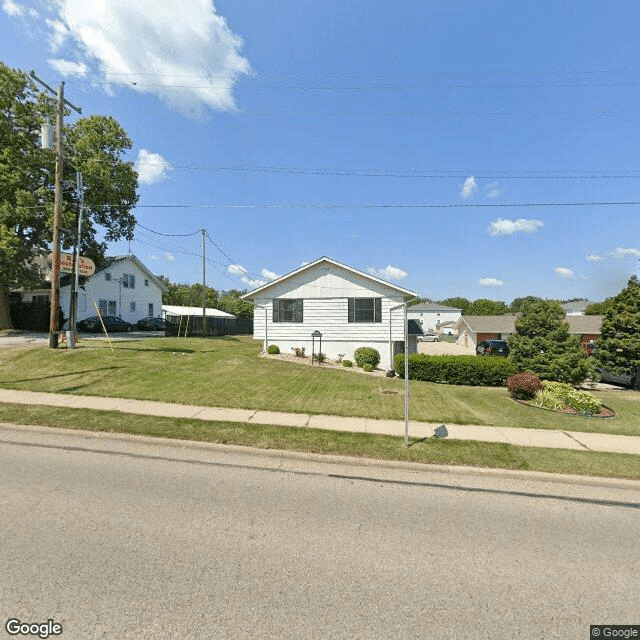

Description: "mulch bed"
515 399 615 419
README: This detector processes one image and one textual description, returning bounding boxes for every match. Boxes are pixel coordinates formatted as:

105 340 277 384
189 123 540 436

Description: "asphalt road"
1 425 639 640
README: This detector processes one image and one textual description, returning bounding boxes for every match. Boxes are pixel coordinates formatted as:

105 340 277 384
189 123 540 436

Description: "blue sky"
2 0 640 303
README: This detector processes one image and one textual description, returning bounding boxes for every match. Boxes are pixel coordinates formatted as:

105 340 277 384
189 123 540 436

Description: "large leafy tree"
158 276 220 309
0 62 138 329
508 299 594 384
466 298 509 316
594 275 640 388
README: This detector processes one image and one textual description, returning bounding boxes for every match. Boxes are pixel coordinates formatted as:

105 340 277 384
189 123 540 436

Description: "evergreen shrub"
267 344 280 355
394 354 516 386
354 347 380 369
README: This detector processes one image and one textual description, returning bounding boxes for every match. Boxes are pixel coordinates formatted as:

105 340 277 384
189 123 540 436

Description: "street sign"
48 252 96 277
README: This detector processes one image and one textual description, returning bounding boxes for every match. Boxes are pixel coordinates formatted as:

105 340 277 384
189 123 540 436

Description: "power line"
134 200 640 210
135 222 200 237
133 162 640 180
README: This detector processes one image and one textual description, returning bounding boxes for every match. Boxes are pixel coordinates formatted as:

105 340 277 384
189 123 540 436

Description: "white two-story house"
242 257 417 369
60 255 166 324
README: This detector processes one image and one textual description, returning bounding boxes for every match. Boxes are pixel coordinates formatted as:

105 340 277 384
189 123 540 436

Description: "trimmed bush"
394 353 516 387
507 372 543 400
354 347 380 369
267 344 280 355
342 359 353 368
362 363 374 372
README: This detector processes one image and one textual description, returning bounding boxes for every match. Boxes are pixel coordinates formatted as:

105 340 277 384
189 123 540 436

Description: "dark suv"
476 340 510 356
77 316 133 333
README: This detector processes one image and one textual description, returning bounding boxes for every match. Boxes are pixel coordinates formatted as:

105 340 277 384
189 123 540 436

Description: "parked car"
77 316 133 333
476 339 510 356
418 333 439 342
596 367 636 388
135 316 166 331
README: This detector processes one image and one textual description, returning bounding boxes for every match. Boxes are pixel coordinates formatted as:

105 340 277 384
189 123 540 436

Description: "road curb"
2 421 639 491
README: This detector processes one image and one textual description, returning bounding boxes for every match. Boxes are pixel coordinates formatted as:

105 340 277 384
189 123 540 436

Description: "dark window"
348 298 382 323
273 299 303 323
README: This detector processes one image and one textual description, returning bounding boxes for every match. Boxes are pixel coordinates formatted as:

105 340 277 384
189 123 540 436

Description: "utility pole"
202 229 206 337
30 71 81 349
67 171 85 348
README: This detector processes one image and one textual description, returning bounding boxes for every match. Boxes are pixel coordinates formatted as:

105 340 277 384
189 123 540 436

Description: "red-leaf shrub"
507 372 543 400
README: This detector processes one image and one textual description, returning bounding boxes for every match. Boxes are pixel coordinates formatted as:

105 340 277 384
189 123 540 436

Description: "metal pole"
67 171 84 349
48 82 65 349
404 301 409 447
201 229 206 337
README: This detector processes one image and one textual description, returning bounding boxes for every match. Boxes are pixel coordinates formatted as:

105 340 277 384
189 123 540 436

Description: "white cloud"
609 246 640 259
586 254 604 262
149 254 159 261
164 252 175 262
485 181 501 198
367 265 408 281
42 0 252 117
554 267 574 279
460 175 477 199
2 0 37 18
2 0 24 16
228 264 264 287
47 58 88 77
479 278 504 287
47 18 68 51
489 218 544 236
135 149 172 185
260 268 279 281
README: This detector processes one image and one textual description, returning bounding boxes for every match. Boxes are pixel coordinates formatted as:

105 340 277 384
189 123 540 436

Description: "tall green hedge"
394 354 516 386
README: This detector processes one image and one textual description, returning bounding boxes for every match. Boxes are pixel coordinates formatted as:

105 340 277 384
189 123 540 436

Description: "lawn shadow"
0 365 124 385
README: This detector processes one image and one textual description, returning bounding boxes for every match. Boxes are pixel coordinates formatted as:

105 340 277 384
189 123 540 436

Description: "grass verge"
0 337 639 435
1 403 639 480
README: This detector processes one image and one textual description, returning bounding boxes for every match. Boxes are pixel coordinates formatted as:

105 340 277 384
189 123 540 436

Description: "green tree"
0 62 138 329
218 289 253 319
594 275 640 389
158 275 219 308
510 296 544 313
437 297 471 314
466 298 510 315
585 298 615 315
508 300 594 384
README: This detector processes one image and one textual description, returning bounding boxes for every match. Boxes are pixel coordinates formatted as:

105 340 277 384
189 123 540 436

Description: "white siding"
253 297 406 342
60 257 164 325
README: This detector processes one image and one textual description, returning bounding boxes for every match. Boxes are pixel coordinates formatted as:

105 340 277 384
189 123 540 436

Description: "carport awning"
408 319 423 335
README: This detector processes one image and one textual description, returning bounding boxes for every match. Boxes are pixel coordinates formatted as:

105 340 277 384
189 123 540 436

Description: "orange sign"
49 252 96 277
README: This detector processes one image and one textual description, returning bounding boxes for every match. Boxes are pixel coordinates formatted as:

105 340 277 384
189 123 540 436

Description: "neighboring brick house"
455 314 604 352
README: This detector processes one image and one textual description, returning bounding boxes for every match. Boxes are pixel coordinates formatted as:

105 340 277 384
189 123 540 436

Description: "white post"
404 301 409 447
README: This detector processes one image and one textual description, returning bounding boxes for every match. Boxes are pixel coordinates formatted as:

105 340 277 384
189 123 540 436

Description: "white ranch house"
242 257 416 369
59 255 166 325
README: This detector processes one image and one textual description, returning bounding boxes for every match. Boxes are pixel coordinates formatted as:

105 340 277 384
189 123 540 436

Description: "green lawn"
1 402 639 480
0 335 639 436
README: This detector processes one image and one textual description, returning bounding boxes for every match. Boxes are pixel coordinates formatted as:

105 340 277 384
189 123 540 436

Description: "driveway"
417 339 475 355
0 330 163 348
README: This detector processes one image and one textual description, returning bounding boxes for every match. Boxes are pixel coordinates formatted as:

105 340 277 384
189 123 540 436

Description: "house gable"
242 257 416 301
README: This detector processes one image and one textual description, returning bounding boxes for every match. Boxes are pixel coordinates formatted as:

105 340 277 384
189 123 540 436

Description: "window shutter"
348 298 354 323
375 298 382 322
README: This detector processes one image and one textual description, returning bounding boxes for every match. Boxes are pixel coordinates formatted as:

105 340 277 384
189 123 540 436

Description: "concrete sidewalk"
0 388 639 455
